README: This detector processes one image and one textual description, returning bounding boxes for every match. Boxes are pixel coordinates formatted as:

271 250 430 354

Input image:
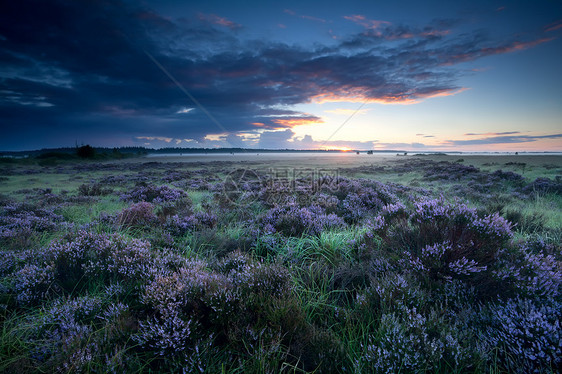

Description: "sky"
1 0 561 152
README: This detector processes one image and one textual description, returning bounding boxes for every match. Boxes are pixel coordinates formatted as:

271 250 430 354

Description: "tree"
76 144 95 158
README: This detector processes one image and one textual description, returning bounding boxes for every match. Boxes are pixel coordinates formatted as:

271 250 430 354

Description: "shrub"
78 183 112 196
15 231 156 297
136 254 308 368
379 198 515 297
482 298 562 373
0 203 65 238
493 245 562 299
120 184 188 204
164 211 218 236
363 307 468 372
116 202 157 228
14 263 56 304
25 295 134 372
261 203 345 237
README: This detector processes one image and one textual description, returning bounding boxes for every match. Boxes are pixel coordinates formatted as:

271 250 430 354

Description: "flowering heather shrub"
380 201 409 220
120 183 187 203
231 261 293 299
490 169 525 183
0 250 17 277
136 311 204 357
164 211 218 236
363 307 467 372
262 203 345 237
407 242 488 283
164 214 199 236
312 193 339 213
482 298 562 373
327 178 397 223
136 254 296 363
26 295 132 372
40 231 154 292
522 177 562 195
193 210 218 228
137 260 236 356
384 198 513 286
363 216 387 240
0 202 65 243
14 263 56 304
361 273 427 317
414 159 479 181
494 246 562 298
341 193 368 223
116 201 157 228
471 212 513 241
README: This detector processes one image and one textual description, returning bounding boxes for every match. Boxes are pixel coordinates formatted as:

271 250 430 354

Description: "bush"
261 203 345 237
120 184 188 204
116 202 157 228
11 231 155 301
482 298 562 373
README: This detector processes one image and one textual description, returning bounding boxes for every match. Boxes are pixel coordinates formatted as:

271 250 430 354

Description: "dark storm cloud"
0 0 555 149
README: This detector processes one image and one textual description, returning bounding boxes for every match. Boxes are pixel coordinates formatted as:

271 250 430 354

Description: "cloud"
373 141 430 149
445 133 562 146
284 9 328 23
271 115 324 128
344 15 390 29
545 20 562 32
0 0 556 150
464 131 521 136
258 129 296 149
198 13 241 29
176 107 194 114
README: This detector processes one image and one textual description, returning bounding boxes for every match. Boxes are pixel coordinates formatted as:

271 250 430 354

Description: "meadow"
0 153 560 373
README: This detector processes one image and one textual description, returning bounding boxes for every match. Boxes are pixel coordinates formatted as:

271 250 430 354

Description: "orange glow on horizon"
321 146 353 152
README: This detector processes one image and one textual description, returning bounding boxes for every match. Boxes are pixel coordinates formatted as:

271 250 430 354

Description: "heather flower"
0 203 65 243
363 307 466 372
471 212 513 241
381 201 408 220
14 263 56 304
261 203 345 237
41 231 155 292
120 183 187 203
136 311 200 355
406 241 489 286
164 211 218 236
495 247 562 298
482 297 562 373
341 193 367 223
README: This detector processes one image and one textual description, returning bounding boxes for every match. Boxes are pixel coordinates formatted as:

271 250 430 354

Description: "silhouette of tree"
76 144 95 158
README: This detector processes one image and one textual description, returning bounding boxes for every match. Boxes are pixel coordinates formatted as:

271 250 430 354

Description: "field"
0 153 561 373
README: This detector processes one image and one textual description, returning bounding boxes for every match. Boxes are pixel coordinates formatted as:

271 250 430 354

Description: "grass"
58 197 127 225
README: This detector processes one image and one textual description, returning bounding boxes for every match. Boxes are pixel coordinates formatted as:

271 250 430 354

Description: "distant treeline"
1 146 410 158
